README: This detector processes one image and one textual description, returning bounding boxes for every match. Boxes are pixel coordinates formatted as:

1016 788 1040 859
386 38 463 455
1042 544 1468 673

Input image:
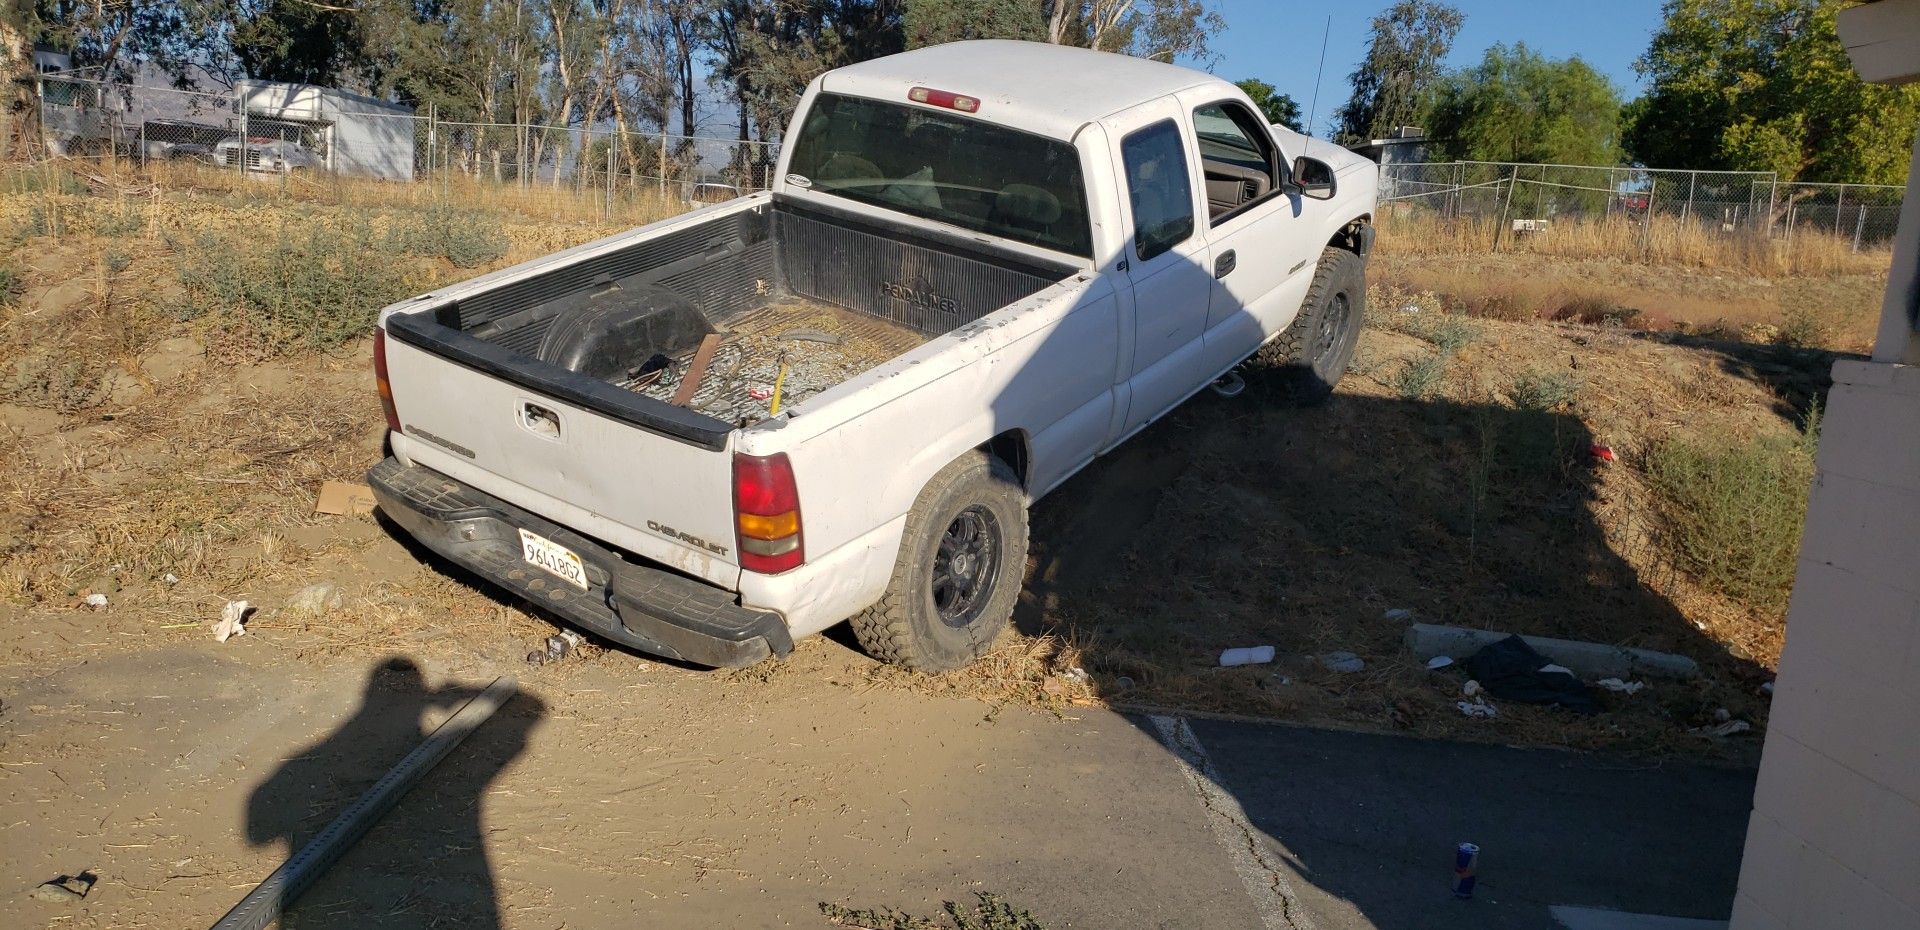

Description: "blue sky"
1205 0 1667 134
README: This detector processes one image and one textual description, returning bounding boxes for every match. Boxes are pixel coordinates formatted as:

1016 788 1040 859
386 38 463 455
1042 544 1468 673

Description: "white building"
1730 1 1920 928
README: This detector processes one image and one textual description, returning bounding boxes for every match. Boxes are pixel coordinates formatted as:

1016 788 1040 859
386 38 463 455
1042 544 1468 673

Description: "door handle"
1214 250 1237 278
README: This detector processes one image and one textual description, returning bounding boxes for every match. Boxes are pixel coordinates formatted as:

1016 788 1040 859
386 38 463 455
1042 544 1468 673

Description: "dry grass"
0 160 685 615
1369 251 1887 353
1378 208 1894 278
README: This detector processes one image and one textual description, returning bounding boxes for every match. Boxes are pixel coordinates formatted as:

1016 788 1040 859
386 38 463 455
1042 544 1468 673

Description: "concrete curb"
1404 623 1700 679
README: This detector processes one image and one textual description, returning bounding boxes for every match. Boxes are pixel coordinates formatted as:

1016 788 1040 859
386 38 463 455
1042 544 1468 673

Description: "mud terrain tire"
850 451 1028 672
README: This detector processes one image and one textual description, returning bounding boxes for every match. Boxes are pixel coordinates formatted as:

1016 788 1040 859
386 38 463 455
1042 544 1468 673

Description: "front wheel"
1259 246 1366 403
850 451 1029 672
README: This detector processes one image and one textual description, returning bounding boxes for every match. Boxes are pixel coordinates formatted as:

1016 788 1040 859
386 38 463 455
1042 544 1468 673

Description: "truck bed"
623 298 928 424
387 198 1073 442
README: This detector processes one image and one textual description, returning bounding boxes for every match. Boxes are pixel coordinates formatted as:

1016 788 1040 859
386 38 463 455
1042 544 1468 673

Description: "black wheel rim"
932 505 1001 628
1312 293 1354 378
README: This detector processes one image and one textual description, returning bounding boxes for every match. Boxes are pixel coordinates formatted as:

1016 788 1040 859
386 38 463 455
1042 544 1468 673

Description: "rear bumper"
367 457 792 668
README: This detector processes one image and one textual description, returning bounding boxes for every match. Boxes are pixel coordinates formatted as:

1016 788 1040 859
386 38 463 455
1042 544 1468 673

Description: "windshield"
785 93 1093 258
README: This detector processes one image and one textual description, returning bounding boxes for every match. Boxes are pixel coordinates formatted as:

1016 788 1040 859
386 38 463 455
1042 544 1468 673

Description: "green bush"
175 218 415 353
1509 368 1580 410
1646 413 1819 615
1407 312 1483 353
391 205 508 268
1391 353 1449 399
1774 306 1831 349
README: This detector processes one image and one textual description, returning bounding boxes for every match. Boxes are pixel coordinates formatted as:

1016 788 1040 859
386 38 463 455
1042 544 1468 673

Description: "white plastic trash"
212 600 251 643
1220 646 1276 667
1426 656 1455 670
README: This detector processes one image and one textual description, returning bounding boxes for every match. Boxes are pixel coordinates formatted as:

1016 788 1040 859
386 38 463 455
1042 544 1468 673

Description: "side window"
1120 120 1195 262
1192 101 1281 222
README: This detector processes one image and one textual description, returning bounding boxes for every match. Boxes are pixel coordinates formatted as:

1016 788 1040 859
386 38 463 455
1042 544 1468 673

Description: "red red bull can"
1452 843 1480 899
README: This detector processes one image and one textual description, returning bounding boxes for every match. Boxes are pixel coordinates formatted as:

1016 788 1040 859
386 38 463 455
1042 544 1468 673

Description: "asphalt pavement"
1161 716 1757 930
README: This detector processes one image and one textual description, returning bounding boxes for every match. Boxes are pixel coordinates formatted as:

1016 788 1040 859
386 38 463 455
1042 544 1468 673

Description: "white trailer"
237 80 417 180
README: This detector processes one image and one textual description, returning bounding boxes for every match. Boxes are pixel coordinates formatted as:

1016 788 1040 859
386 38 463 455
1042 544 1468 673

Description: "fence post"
427 102 436 184
658 129 668 196
1834 184 1845 238
1683 170 1696 226
1641 179 1658 261
1853 204 1867 253
607 127 618 213
1492 167 1517 252
1785 200 1797 271
1766 178 1779 237
235 87 247 179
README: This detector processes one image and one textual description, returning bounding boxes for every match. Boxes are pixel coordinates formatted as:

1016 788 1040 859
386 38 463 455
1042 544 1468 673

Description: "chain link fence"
1380 160 1904 262
31 75 781 208
32 76 1906 267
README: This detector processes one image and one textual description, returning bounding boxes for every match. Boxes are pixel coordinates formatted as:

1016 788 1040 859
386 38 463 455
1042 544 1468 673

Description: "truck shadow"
243 657 543 928
1009 354 1770 926
1017 360 1773 702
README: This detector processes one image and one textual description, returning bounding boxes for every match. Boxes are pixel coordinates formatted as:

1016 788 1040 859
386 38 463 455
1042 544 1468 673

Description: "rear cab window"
785 93 1094 258
1120 120 1196 262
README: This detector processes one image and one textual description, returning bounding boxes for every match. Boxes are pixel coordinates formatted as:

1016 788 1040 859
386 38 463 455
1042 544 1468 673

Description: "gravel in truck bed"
621 299 928 425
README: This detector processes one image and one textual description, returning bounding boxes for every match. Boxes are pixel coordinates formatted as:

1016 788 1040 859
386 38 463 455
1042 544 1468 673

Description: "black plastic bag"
1462 635 1599 715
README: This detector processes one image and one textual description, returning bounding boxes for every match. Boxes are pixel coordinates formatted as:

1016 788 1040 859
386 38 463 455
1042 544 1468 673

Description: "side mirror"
1292 156 1337 201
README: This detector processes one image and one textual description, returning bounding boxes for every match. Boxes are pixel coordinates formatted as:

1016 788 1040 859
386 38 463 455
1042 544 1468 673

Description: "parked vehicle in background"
138 119 230 163
212 135 323 174
684 178 742 206
370 40 1379 672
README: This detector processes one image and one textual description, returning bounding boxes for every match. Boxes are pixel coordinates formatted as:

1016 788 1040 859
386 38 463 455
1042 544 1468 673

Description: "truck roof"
818 40 1221 141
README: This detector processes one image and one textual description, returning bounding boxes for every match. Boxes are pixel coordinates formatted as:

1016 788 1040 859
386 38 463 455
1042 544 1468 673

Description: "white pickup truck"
370 40 1378 671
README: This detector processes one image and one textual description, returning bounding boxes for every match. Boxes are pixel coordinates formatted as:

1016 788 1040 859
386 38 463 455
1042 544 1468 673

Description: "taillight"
733 452 803 573
908 86 980 113
373 327 401 433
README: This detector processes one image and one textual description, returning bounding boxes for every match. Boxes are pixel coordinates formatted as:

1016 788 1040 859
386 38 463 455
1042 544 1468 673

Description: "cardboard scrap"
315 480 376 516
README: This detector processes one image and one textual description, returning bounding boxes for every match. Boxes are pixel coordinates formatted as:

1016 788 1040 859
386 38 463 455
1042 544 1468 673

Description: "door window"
1120 120 1195 262
1192 101 1280 222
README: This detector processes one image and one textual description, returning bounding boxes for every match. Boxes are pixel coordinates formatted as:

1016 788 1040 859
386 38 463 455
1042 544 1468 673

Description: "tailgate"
381 318 741 589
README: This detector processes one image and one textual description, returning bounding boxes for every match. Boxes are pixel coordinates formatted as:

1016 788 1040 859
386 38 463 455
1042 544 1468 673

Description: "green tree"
1234 78 1301 131
229 0 363 86
1424 43 1623 165
1626 0 1920 183
1334 0 1464 145
906 0 1043 47
1045 0 1227 66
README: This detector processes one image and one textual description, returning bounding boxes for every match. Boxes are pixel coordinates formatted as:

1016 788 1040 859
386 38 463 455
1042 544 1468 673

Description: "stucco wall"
1730 359 1920 930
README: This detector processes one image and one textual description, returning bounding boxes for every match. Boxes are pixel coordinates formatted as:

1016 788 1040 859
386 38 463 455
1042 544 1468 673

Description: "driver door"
1100 98 1214 437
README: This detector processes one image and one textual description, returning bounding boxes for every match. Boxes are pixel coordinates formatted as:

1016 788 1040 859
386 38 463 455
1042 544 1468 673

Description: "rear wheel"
1259 246 1366 403
851 451 1028 672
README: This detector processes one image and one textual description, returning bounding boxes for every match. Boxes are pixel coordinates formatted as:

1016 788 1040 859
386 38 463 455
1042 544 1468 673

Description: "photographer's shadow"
246 657 543 928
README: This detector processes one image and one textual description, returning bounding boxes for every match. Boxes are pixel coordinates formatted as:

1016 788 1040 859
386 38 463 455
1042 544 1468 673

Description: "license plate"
518 529 589 590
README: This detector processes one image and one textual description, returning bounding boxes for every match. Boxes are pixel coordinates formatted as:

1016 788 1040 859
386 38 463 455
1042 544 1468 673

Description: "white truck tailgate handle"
520 401 563 441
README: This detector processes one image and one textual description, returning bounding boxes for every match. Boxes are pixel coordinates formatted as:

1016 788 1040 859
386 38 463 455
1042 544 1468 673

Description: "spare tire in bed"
536 284 715 382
